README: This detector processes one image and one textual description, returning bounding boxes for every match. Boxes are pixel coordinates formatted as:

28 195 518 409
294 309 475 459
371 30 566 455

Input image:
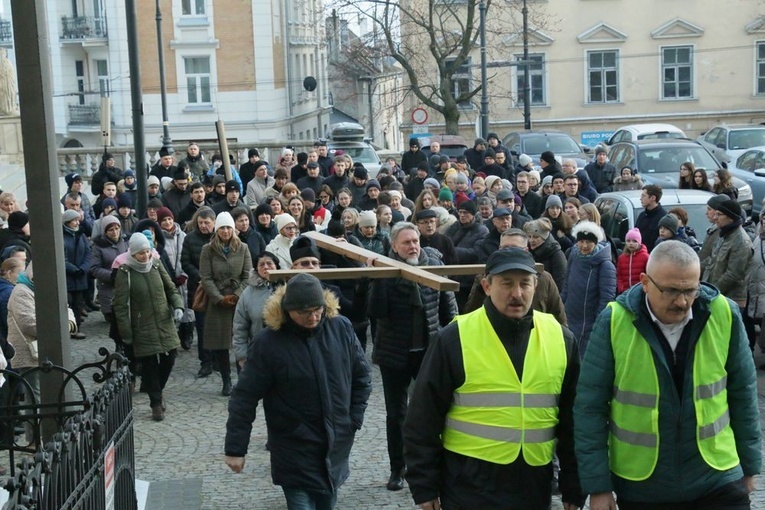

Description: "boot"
221 375 232 397
386 468 406 491
151 405 164 422
179 322 194 351
197 363 213 378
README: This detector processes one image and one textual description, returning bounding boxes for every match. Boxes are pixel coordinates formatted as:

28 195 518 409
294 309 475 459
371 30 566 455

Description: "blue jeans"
282 488 337 510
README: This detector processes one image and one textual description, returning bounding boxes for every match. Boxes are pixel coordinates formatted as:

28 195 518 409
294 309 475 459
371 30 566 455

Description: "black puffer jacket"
225 287 372 493
474 225 502 264
369 247 458 370
530 235 567 291
446 217 489 264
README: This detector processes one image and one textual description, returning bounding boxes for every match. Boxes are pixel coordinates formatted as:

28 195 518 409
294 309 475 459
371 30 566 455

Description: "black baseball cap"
486 248 537 275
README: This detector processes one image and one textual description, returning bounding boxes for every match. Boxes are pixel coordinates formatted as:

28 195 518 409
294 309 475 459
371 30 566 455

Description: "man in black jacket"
403 248 584 510
369 222 457 492
583 146 616 194
401 138 427 174
635 184 667 252
225 274 371 509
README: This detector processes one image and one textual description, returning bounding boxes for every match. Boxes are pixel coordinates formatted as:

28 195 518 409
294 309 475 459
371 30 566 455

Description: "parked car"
502 130 592 168
327 141 382 177
697 124 765 164
607 138 753 216
728 146 765 215
606 123 686 146
412 134 469 161
595 189 714 249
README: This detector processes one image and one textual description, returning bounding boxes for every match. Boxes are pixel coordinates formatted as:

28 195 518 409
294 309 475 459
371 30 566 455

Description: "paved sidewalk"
67 313 765 509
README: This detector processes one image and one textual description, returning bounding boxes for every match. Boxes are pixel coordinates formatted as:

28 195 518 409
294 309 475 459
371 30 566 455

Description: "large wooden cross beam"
266 231 486 291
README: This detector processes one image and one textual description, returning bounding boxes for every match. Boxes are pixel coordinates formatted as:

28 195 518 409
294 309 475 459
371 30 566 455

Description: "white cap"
214 211 235 231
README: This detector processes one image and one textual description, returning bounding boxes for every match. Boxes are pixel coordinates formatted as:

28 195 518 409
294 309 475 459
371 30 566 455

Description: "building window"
184 57 211 104
75 60 85 105
587 50 619 103
515 53 545 106
182 0 205 15
445 57 472 109
661 45 693 99
96 59 109 97
757 42 765 96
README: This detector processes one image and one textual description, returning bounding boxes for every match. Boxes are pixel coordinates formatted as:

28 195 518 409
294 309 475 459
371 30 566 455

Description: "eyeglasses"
295 306 324 318
645 274 700 300
283 225 298 231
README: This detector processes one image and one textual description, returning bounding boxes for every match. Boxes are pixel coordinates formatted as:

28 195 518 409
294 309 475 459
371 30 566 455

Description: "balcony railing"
60 16 107 40
68 103 100 126
0 19 12 47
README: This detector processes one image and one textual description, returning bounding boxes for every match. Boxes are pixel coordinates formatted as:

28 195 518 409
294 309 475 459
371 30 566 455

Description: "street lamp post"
479 0 489 138
156 0 173 152
522 0 531 130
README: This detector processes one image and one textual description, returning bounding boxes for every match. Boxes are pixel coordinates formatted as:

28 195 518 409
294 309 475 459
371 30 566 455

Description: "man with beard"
368 222 457 492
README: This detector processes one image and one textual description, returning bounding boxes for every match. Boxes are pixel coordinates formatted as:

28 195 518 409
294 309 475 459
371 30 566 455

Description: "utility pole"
126 0 147 218
156 0 173 154
479 0 488 138
522 0 531 130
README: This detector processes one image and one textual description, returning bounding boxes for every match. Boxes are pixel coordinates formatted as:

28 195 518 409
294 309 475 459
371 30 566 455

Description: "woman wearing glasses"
199 212 253 396
265 214 300 271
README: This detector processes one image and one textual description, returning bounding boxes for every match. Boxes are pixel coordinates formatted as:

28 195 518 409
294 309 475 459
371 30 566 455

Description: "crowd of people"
0 136 761 508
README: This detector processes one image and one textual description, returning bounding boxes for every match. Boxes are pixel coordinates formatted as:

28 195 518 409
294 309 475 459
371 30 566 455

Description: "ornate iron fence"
0 348 136 509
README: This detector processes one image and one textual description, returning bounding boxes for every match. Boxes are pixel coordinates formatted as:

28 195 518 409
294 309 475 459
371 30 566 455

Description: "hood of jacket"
262 284 340 330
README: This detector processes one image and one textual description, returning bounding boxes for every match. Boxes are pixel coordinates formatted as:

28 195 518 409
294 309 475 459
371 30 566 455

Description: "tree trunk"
442 103 461 135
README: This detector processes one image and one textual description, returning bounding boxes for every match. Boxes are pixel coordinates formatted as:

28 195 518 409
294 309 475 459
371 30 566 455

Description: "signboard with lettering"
581 131 613 148
412 124 430 134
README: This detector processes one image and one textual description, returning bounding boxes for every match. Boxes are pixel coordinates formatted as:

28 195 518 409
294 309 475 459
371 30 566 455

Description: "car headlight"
739 184 753 201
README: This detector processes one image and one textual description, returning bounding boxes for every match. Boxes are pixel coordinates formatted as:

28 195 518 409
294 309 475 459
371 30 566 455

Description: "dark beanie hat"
366 179 381 191
409 138 420 148
297 152 308 165
282 273 325 312
117 193 133 209
715 198 742 220
102 197 118 211
658 214 679 233
354 166 368 179
159 146 174 157
65 173 82 189
707 194 729 209
289 236 321 263
254 203 273 217
156 207 174 223
225 180 240 193
300 188 316 202
8 211 28 231
417 162 429 172
484 148 496 159
147 198 163 209
540 151 556 165
458 200 477 215
173 168 188 181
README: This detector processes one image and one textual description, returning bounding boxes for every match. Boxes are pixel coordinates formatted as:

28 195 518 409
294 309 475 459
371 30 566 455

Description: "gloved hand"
220 295 238 307
173 308 184 323
174 275 188 286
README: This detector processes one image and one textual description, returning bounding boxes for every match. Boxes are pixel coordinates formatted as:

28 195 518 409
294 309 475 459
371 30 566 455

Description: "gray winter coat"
702 224 753 305
90 234 129 314
232 270 277 361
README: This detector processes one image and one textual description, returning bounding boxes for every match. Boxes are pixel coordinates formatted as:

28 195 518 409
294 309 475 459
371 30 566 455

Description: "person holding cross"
368 222 458 492
403 248 584 510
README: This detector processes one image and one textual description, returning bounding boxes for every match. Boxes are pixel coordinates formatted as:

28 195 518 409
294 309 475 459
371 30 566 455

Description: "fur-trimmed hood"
572 220 605 243
263 283 340 330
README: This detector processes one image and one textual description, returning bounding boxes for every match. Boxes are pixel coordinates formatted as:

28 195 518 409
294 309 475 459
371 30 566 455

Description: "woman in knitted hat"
484 175 502 206
611 166 644 192
388 190 412 220
524 217 567 291
355 210 391 256
561 220 616 357
91 216 128 328
158 206 195 349
113 233 184 421
199 212 253 396
265 214 299 270
617 228 648 294
541 194 575 251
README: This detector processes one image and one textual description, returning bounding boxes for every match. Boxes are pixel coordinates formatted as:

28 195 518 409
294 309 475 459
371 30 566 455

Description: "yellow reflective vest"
608 296 740 481
442 307 567 466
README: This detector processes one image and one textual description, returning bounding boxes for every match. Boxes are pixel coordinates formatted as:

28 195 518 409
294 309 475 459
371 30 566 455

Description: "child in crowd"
616 227 648 294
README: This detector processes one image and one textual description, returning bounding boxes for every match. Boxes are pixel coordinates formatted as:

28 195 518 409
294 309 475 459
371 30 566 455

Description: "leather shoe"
386 469 405 491
222 380 232 396
197 364 213 378
151 405 164 422
70 332 86 340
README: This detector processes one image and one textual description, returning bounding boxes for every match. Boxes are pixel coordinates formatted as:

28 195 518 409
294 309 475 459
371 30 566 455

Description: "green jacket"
574 283 760 502
113 261 183 358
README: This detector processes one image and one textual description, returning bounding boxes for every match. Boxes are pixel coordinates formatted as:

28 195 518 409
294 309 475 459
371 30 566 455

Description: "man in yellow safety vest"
403 247 584 509
575 240 761 510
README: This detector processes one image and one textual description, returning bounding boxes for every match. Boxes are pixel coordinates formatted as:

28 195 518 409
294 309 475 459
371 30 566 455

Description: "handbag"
10 315 37 361
192 284 208 312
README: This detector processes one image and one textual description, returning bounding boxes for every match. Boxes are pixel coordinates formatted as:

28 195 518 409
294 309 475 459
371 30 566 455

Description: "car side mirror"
721 161 728 169
716 143 726 149
756 168 765 178
581 145 592 153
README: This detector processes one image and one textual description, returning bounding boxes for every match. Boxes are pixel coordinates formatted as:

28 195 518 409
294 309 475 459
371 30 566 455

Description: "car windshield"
523 135 581 155
637 132 685 140
334 147 379 164
729 129 765 151
638 146 719 174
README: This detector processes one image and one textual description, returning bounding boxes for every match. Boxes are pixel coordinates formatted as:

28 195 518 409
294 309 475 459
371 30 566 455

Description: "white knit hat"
275 213 297 233
358 210 377 228
214 211 235 231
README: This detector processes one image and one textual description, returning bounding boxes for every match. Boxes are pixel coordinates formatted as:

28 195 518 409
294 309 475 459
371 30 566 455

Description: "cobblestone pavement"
69 314 765 509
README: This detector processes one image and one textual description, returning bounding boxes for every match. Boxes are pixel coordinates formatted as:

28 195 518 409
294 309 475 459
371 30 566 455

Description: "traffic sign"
412 108 428 125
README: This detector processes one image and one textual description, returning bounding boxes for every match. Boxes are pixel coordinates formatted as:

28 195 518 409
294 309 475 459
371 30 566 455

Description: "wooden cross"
266 231 486 291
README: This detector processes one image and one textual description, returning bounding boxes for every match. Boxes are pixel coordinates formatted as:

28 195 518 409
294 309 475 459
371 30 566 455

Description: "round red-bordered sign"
411 108 428 125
